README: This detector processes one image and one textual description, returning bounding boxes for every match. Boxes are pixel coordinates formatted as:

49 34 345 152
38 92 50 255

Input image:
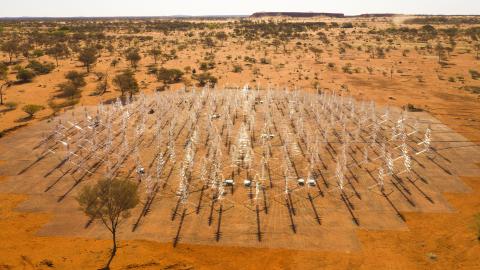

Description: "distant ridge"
251 12 345 18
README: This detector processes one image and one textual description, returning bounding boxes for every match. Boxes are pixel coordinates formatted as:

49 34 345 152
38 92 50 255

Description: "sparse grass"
469 69 480 80
464 85 480 94
4 101 17 111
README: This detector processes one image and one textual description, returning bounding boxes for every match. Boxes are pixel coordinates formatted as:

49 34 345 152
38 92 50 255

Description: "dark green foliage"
341 22 354 28
469 69 480 80
113 69 139 99
77 178 139 270
26 60 55 75
232 64 243 73
58 81 80 99
0 63 7 80
65 71 86 88
156 68 184 84
22 104 44 117
16 68 36 83
194 72 217 87
199 61 215 71
125 47 141 69
78 46 98 72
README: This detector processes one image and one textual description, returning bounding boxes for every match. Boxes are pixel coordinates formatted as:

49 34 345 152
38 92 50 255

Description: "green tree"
76 178 139 270
20 42 32 61
1 39 20 64
148 47 161 64
26 60 55 75
125 47 141 70
215 31 228 46
65 71 86 88
0 63 7 80
156 68 184 84
16 68 35 83
47 43 70 67
58 81 80 99
194 72 217 87
22 104 44 118
0 63 9 104
113 69 139 99
203 37 216 53
78 46 98 72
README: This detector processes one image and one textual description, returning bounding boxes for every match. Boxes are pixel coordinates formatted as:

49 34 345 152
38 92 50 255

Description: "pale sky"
0 0 478 17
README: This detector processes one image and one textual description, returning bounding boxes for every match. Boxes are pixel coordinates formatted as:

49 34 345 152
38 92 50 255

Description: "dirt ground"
0 176 479 270
0 15 480 269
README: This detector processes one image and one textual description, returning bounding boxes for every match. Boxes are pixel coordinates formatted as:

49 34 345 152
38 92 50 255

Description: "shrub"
260 58 271 64
0 63 8 80
32 49 44 58
16 68 36 83
232 64 243 73
156 68 184 84
469 69 480 80
26 60 55 75
244 56 256 63
5 101 17 110
404 103 423 112
22 104 44 117
113 69 139 98
58 81 81 99
194 72 217 87
342 63 353 74
464 85 480 94
199 61 215 71
65 71 86 87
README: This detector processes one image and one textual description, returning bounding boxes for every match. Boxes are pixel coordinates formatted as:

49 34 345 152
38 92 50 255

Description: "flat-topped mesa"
250 12 345 18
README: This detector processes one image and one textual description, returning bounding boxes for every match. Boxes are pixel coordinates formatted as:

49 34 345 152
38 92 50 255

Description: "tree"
16 68 36 83
272 39 281 52
156 68 184 85
1 39 19 64
215 31 228 46
435 42 446 64
113 69 139 99
0 63 7 81
125 47 141 70
203 37 216 53
22 104 44 118
309 46 323 63
78 46 98 72
474 42 480 60
47 43 69 67
58 81 80 99
65 71 86 88
20 42 32 61
148 47 161 64
0 63 8 104
26 60 55 75
77 178 139 270
194 72 217 87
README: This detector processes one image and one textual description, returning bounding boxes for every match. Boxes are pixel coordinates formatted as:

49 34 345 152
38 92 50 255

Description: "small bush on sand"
22 104 44 118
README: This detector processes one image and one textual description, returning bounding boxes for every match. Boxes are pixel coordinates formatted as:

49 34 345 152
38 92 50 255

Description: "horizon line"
0 12 480 19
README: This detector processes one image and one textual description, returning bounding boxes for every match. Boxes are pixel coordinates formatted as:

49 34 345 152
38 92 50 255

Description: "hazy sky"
0 0 478 17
